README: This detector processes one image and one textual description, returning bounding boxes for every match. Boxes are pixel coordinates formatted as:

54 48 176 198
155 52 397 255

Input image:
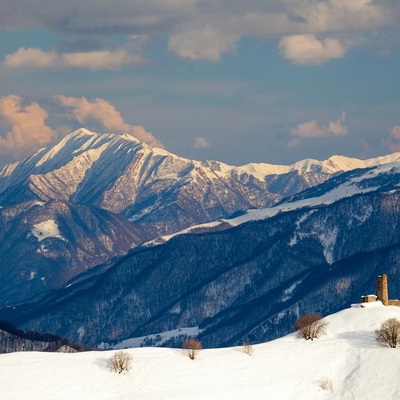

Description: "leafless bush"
243 341 254 356
294 313 328 340
183 338 202 360
376 318 400 348
107 350 133 373
318 377 333 391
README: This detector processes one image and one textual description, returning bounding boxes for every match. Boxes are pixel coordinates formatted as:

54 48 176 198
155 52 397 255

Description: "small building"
360 294 377 303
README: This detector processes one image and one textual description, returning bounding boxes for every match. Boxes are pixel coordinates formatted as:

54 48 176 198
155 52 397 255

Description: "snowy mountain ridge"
2 128 400 180
1 127 399 239
154 159 400 244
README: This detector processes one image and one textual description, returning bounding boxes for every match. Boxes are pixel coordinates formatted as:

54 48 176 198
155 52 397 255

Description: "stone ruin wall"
360 274 400 306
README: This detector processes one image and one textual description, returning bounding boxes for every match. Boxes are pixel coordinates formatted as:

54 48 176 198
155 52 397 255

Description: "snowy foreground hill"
2 302 400 400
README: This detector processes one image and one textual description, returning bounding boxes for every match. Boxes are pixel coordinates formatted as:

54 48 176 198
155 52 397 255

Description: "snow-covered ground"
1 302 400 399
31 219 66 242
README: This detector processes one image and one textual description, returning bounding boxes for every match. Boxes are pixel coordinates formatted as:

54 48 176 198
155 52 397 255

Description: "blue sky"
1 0 400 166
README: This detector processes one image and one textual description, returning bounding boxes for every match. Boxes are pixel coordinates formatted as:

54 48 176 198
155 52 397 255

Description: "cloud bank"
1 0 398 65
0 95 57 158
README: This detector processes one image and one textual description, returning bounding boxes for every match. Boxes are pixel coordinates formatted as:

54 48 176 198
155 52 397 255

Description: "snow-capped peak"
120 132 140 143
236 152 400 180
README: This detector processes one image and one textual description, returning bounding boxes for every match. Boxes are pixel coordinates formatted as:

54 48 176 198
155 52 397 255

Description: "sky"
1 0 400 167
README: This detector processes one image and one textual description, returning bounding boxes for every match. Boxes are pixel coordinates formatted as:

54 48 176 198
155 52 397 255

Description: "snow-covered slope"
1 302 400 399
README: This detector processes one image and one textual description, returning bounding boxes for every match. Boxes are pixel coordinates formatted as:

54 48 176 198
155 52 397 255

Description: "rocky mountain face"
4 162 400 348
3 128 392 305
0 200 150 305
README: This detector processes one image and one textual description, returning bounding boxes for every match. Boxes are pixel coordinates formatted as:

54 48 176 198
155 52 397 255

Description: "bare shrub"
318 377 333 391
376 318 400 348
183 338 202 360
294 313 328 340
107 350 133 373
243 341 254 356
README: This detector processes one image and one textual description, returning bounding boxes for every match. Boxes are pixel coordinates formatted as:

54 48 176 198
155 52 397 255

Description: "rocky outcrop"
0 200 151 305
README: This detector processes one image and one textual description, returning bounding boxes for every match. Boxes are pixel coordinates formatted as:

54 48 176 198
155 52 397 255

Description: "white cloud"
168 27 239 62
0 95 57 158
291 111 348 138
3 48 145 70
278 34 346 65
308 0 388 32
193 136 211 149
54 95 163 148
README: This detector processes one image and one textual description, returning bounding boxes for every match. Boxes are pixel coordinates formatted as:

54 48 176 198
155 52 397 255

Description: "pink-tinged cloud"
285 138 301 149
0 95 57 159
291 111 348 138
390 125 400 140
193 136 211 149
54 96 163 148
278 34 346 66
382 125 400 152
3 48 145 70
291 120 325 138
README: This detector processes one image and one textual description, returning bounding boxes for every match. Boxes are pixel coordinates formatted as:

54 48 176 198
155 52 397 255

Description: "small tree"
376 318 400 348
183 338 202 360
295 313 328 340
243 341 254 356
107 350 133 373
318 377 333 391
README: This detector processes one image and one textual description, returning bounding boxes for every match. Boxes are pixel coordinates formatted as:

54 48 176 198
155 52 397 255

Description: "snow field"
1 302 400 399
31 219 66 242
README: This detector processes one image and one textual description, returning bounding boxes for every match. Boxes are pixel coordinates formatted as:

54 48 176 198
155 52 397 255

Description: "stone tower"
376 274 389 306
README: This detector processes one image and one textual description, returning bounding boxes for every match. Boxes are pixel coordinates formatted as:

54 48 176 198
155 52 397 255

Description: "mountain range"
3 128 398 305
1 133 400 348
